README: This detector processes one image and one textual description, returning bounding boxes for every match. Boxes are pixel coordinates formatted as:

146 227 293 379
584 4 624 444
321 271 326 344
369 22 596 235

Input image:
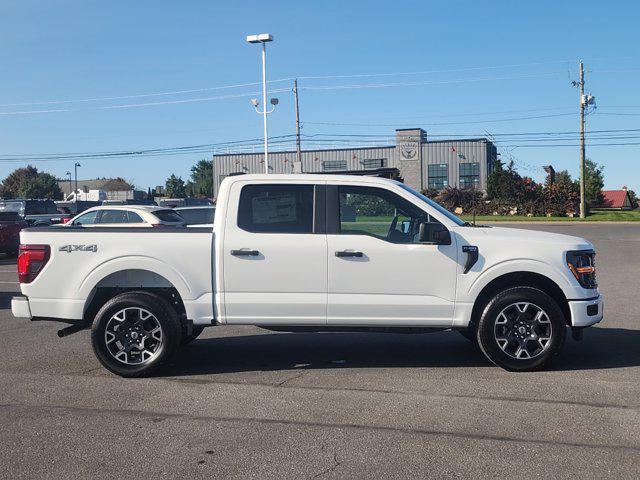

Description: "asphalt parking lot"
1 223 639 479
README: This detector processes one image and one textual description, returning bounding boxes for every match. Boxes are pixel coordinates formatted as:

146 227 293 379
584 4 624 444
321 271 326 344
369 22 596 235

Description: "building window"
459 162 480 189
361 158 387 169
322 160 347 172
427 164 448 190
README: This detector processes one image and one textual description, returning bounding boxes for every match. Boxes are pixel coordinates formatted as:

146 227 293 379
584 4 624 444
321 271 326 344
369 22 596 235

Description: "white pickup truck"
12 174 603 376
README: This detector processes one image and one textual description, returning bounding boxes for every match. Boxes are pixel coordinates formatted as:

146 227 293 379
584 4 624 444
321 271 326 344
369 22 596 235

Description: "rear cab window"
237 184 314 233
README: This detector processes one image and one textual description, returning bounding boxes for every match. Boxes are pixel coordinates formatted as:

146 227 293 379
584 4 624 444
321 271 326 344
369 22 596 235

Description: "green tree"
1 166 63 199
486 160 525 201
189 159 213 198
165 174 186 198
584 159 605 207
628 189 638 210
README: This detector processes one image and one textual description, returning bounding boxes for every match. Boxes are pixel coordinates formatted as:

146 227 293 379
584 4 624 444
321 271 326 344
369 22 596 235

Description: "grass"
460 210 640 222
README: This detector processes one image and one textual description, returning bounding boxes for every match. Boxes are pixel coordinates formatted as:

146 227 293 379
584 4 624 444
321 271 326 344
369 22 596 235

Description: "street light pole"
74 162 81 201
261 41 269 170
65 171 72 199
247 33 276 174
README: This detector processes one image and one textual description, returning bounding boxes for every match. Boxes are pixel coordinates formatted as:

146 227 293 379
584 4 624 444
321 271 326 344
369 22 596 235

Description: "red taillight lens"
18 244 50 283
61 217 72 224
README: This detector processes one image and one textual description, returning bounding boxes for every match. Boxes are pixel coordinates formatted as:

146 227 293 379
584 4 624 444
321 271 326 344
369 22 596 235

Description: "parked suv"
67 205 186 227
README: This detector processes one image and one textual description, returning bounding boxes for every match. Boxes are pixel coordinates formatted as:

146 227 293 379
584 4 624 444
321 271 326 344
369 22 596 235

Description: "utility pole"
579 60 586 219
293 79 302 168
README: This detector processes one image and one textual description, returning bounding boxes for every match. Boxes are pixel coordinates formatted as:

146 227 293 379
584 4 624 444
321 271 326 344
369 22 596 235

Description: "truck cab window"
338 186 433 243
238 184 314 233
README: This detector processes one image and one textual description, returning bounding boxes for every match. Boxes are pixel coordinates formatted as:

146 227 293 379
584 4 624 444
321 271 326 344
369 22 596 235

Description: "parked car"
12 174 603 377
0 199 70 226
174 206 215 227
0 211 28 256
66 205 185 228
158 197 213 208
102 199 158 206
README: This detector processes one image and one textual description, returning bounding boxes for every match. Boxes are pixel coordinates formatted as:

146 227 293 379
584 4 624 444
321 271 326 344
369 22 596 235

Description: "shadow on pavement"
165 326 640 377
0 291 15 309
166 330 488 376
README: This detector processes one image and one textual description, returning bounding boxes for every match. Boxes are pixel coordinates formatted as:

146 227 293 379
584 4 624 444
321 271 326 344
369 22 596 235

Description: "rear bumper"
568 294 604 327
12 296 32 319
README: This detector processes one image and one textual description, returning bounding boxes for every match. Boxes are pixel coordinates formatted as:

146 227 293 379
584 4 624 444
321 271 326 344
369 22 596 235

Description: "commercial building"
57 178 143 201
212 128 498 199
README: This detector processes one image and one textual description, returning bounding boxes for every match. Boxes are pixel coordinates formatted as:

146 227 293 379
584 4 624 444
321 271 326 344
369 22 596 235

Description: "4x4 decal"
59 244 98 253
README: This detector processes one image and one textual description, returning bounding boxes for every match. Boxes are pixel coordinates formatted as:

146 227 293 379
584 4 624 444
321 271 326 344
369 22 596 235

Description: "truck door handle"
335 250 363 258
231 249 260 257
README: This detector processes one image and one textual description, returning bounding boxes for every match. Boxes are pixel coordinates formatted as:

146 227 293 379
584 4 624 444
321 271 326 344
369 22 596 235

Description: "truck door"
222 181 327 325
326 184 458 326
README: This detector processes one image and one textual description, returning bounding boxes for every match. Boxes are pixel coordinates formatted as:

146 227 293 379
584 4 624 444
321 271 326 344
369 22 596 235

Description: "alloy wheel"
104 307 163 365
494 302 553 360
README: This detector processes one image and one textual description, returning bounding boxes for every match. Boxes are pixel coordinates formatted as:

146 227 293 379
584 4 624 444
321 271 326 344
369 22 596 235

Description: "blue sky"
1 0 639 191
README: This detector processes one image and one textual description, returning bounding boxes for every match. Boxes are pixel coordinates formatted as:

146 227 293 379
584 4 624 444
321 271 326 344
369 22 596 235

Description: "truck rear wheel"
476 287 566 371
91 292 182 377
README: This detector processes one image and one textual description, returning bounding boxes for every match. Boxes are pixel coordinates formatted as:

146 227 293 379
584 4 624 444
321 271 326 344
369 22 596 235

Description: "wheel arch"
469 271 571 331
82 269 187 325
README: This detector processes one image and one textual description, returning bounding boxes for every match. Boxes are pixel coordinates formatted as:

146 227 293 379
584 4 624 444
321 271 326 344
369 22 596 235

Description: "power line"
0 78 296 108
0 59 576 108
305 112 576 127
298 71 566 93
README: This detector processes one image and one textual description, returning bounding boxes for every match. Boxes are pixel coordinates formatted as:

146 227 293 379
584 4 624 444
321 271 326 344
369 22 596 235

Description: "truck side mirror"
419 222 451 245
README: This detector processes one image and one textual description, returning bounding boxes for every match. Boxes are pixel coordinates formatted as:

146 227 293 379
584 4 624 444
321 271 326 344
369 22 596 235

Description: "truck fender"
464 258 574 301
78 255 193 304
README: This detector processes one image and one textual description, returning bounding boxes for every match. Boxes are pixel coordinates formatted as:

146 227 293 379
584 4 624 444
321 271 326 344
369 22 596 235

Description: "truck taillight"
18 244 50 283
61 217 72 224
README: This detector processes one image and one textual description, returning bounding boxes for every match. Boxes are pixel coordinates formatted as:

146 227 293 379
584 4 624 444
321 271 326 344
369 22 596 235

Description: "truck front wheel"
476 287 566 371
91 292 182 377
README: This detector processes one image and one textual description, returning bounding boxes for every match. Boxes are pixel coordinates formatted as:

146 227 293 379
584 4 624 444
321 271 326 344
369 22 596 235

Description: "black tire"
476 287 566 372
91 291 182 377
181 325 205 346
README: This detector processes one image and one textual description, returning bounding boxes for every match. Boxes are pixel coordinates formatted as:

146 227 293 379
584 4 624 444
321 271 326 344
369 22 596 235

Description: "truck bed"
18 227 215 325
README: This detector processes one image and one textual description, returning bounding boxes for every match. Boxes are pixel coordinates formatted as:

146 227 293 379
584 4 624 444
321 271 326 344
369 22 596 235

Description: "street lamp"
65 171 72 199
74 162 81 201
246 33 277 173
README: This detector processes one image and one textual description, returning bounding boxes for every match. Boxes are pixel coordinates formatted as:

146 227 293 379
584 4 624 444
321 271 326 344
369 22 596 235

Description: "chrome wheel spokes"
104 307 163 365
494 302 553 360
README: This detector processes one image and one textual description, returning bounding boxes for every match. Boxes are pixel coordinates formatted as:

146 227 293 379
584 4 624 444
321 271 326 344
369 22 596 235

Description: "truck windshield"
395 182 466 227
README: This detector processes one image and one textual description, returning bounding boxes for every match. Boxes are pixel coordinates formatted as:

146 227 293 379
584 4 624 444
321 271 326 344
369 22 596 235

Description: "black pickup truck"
0 199 70 226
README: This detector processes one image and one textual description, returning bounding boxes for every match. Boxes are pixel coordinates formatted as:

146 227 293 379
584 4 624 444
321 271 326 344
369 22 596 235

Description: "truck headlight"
566 250 597 289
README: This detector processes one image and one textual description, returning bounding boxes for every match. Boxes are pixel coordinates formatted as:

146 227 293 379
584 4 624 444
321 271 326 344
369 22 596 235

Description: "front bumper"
568 294 604 327
12 296 32 319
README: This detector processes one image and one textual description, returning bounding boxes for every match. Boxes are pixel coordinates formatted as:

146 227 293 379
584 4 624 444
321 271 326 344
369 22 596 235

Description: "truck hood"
453 226 594 251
